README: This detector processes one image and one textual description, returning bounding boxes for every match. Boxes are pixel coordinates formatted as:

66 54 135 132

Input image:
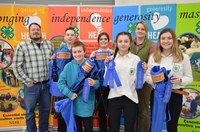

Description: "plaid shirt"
13 39 54 85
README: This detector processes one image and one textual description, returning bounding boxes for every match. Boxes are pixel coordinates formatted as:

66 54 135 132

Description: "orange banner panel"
79 6 113 56
14 6 50 41
48 6 78 49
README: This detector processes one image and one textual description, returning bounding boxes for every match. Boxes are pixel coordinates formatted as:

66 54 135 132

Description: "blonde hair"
136 21 149 33
153 28 183 63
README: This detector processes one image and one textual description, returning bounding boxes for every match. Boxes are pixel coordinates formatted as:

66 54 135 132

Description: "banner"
0 3 199 132
49 6 78 50
79 6 113 56
0 5 51 130
176 3 200 132
112 6 139 41
112 4 176 44
140 4 176 43
49 6 113 57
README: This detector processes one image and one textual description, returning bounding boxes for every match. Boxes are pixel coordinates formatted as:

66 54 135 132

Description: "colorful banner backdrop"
49 6 113 57
0 3 199 132
112 6 139 40
49 6 78 50
112 4 176 44
0 5 52 130
140 4 176 43
0 5 20 129
176 3 200 132
79 6 113 56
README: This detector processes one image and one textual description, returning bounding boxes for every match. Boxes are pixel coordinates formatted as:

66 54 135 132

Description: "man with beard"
13 23 54 132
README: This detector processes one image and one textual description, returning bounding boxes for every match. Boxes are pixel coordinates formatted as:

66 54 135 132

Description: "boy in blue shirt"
58 41 100 132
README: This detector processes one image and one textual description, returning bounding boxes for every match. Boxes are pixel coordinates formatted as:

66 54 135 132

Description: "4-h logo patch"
127 22 137 35
1 26 14 39
130 67 135 75
173 65 180 73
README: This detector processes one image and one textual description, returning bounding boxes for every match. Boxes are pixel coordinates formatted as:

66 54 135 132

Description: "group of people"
0 44 14 69
181 93 200 118
1 68 20 87
12 21 193 132
0 92 17 112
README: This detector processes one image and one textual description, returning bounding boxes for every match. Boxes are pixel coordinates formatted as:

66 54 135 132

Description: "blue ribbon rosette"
103 60 122 88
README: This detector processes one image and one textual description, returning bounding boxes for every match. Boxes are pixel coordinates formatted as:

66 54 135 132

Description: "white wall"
0 0 114 5
115 0 200 6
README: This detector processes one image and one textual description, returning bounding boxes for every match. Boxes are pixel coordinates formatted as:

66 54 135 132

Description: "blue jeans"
24 82 50 132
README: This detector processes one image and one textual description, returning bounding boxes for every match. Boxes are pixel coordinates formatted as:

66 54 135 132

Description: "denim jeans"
24 82 50 132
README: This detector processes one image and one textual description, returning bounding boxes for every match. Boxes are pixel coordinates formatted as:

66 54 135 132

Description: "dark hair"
97 32 110 43
28 23 41 30
195 95 200 101
72 41 86 52
113 32 132 59
65 27 76 35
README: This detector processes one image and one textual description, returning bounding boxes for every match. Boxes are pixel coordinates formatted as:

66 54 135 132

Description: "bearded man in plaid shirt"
13 23 54 132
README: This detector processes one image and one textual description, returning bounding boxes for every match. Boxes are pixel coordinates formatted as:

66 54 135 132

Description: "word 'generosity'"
113 12 160 25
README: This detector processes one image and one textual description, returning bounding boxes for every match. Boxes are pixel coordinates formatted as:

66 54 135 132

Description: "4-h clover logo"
1 26 14 39
173 65 180 73
196 21 200 34
74 26 79 38
130 67 135 75
69 25 79 38
127 22 137 35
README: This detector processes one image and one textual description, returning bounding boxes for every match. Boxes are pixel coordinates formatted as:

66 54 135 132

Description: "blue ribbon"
135 61 144 90
55 98 77 132
163 76 173 103
94 50 110 59
71 59 99 99
82 78 91 103
54 49 72 76
103 60 122 88
71 72 85 94
49 60 64 97
150 66 172 132
93 50 110 81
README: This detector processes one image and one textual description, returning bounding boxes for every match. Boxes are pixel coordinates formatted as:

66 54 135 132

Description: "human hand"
51 54 55 60
142 62 148 72
104 56 113 64
88 78 96 86
27 80 36 87
109 49 115 55
171 76 181 85
71 93 78 100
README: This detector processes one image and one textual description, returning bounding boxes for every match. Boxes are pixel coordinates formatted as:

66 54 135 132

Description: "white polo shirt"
107 52 142 103
146 53 193 89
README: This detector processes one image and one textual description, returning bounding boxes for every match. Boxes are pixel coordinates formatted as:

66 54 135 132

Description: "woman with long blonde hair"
146 28 193 132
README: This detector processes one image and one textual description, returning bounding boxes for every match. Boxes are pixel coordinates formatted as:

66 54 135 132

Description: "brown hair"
72 41 86 52
97 32 110 43
65 27 76 36
113 32 132 59
153 28 183 63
